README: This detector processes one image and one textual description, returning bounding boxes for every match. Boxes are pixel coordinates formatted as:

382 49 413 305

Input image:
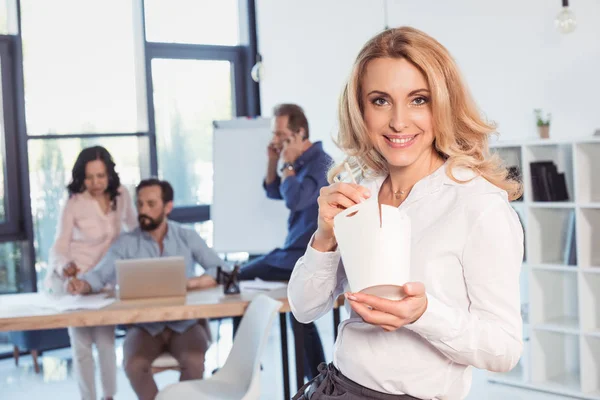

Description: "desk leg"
333 307 341 341
291 314 305 392
279 314 290 400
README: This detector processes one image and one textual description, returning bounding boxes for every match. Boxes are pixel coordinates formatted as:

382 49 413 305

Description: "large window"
0 0 17 35
0 1 7 34
144 0 241 46
153 59 233 206
0 0 259 293
20 0 147 135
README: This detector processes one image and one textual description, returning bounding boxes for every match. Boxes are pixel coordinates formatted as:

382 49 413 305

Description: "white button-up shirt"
288 163 524 400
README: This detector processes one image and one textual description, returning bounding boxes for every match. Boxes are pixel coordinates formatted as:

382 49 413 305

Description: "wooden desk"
0 286 289 331
0 286 299 399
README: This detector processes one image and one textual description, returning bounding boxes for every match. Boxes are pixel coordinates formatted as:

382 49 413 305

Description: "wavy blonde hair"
331 26 522 201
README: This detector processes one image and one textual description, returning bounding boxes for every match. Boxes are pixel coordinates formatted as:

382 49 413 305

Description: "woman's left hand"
345 282 428 332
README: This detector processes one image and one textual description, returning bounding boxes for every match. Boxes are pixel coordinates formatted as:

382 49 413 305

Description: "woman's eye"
411 96 429 106
372 97 388 106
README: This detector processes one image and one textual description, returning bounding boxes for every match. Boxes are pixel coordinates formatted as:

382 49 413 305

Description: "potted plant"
534 109 551 139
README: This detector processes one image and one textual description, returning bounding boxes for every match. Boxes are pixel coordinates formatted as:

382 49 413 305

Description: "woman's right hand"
313 182 371 252
67 278 92 295
62 262 79 278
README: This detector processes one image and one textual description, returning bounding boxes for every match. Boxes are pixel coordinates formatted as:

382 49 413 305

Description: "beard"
138 213 165 231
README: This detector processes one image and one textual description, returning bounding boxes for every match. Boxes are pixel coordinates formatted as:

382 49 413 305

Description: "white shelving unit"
488 137 600 399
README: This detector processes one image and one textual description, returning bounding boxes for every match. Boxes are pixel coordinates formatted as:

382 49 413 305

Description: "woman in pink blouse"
47 146 137 400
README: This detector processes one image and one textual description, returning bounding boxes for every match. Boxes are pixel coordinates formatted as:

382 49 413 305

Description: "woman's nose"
389 106 409 132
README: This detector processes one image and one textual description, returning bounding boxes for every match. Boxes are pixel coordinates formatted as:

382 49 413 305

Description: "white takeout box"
333 198 411 300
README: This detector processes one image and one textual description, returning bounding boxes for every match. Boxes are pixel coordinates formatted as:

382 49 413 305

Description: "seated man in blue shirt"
68 178 225 400
238 103 332 380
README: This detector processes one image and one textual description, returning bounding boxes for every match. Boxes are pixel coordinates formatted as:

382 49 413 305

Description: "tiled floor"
0 312 576 399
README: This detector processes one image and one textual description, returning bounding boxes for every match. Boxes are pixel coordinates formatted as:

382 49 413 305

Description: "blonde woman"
47 146 137 400
289 27 524 400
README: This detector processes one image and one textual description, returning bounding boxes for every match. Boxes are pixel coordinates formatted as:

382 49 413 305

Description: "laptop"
115 256 187 300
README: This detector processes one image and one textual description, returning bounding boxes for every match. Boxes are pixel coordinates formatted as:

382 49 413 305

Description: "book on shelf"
563 209 577 266
529 161 570 202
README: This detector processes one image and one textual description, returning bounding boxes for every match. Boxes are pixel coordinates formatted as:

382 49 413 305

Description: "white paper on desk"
43 293 115 311
240 278 286 292
333 198 411 299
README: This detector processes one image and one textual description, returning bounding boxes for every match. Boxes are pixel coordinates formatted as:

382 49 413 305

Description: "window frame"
0 36 23 238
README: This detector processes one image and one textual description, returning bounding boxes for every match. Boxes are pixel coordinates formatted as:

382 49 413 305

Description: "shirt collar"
294 141 323 169
370 161 477 206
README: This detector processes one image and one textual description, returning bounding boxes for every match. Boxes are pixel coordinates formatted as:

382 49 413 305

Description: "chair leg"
31 349 40 373
13 345 19 367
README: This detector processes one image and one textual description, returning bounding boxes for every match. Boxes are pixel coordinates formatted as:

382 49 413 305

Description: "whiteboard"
212 118 289 254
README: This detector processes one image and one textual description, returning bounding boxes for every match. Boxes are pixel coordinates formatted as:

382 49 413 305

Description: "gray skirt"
292 363 422 400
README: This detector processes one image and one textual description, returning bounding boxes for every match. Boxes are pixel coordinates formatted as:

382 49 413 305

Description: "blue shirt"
262 141 332 269
82 220 225 336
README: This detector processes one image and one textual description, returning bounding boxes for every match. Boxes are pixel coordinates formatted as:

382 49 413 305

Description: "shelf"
525 143 574 203
527 208 576 265
531 269 579 328
542 372 582 393
490 145 522 163
580 273 600 333
574 142 600 203
581 336 600 394
529 201 575 208
578 208 600 267
580 203 600 209
531 264 578 272
489 136 600 148
488 137 599 400
487 380 600 400
582 267 600 274
534 316 580 334
584 330 600 338
532 331 581 391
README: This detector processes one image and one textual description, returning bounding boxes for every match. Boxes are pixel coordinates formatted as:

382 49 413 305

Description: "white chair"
151 352 180 374
156 294 283 400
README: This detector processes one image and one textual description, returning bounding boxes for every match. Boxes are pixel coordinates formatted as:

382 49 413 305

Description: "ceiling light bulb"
555 5 577 34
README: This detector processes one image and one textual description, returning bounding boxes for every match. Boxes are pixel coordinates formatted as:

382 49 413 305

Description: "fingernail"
345 293 357 301
364 190 371 198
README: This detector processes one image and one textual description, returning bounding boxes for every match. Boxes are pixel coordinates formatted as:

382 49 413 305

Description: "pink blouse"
49 185 137 276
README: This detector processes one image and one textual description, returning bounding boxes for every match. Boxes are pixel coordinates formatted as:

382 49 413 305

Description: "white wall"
256 0 385 158
256 0 600 158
